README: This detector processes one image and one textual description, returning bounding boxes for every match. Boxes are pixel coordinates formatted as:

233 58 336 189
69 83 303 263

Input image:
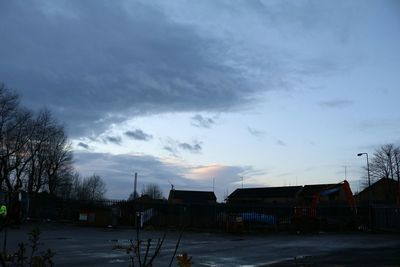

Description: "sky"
1 0 399 201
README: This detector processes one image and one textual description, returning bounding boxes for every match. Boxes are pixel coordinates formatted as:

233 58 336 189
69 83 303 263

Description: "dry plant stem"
136 224 142 267
167 230 183 267
144 231 167 267
129 239 135 267
142 239 151 266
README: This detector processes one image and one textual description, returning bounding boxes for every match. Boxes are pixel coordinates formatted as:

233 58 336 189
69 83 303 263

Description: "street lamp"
357 152 372 205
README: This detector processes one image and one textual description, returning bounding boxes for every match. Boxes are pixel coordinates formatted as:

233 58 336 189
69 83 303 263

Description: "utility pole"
134 172 137 200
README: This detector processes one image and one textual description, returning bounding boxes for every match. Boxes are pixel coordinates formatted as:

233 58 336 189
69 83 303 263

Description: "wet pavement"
1 223 399 266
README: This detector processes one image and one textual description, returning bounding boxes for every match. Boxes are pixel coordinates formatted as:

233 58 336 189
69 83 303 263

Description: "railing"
373 205 400 232
14 194 400 232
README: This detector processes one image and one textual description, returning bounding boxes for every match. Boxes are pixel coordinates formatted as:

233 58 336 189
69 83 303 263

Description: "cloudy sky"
1 0 399 200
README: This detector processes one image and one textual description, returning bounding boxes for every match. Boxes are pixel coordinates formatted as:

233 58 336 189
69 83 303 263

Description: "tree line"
0 84 106 201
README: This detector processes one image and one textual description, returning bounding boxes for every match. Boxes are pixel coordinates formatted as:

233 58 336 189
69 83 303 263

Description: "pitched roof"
357 177 398 195
228 186 302 200
299 184 337 197
168 190 216 203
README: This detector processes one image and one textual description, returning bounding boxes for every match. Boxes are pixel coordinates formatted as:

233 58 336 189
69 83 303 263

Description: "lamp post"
358 152 374 230
357 152 372 205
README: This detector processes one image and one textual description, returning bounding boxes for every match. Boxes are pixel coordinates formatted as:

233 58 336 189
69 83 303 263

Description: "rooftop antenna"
241 176 243 189
168 180 174 190
212 178 215 192
344 166 347 180
224 187 229 202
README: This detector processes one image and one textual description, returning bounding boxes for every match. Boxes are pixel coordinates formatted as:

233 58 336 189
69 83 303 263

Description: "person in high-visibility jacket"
0 205 7 218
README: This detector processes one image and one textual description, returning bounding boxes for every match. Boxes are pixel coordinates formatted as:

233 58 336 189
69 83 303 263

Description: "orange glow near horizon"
187 164 226 180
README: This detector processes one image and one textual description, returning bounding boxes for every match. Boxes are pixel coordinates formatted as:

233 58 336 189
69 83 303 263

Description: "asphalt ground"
1 223 399 267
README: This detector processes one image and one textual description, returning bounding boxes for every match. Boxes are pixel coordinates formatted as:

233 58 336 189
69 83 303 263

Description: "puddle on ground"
108 259 127 263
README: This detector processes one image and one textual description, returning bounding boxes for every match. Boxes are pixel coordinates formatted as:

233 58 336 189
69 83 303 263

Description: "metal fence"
17 194 400 232
373 205 400 232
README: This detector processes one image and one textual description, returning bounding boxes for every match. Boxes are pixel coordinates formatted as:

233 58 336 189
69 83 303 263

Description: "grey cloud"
105 136 122 145
125 129 153 141
319 99 353 108
276 172 293 178
179 142 202 153
162 138 202 155
248 128 286 146
77 142 89 149
163 146 175 154
303 166 316 172
74 151 191 199
276 140 287 147
191 114 215 128
0 1 259 137
74 151 255 200
247 127 265 138
197 164 263 188
0 1 356 137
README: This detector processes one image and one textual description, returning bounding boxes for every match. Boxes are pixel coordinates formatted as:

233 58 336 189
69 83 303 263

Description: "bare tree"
363 144 400 201
43 124 73 194
141 183 163 199
75 174 107 201
23 110 56 193
369 144 400 182
0 84 74 195
0 84 34 192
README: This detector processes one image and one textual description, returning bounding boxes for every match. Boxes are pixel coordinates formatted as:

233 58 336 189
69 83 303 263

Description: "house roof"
168 190 217 203
357 177 398 196
228 186 302 200
134 195 164 203
299 184 337 198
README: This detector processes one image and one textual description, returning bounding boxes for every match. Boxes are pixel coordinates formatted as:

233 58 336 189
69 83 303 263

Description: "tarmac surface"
1 223 399 266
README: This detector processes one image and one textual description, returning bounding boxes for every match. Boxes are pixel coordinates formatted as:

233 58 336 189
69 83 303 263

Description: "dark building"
297 181 354 206
355 177 400 204
227 181 354 207
299 184 338 204
227 186 302 204
168 190 217 204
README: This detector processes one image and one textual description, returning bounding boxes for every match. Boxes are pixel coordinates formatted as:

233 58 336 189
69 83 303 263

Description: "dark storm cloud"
77 142 89 149
105 136 122 145
125 129 153 141
191 114 215 128
319 99 353 108
0 0 355 138
0 1 261 137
